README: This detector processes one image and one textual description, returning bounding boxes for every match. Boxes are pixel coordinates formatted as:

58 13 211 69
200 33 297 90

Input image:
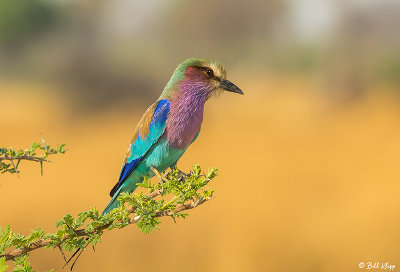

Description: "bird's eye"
206 69 214 77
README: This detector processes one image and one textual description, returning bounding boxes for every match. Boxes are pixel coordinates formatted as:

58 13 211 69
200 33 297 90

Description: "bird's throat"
164 82 209 149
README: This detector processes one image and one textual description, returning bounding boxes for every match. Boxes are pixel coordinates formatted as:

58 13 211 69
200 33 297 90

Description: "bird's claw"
176 169 188 182
170 165 188 182
160 175 169 183
151 167 169 183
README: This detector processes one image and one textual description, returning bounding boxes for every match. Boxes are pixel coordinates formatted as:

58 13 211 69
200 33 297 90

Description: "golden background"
1 0 400 271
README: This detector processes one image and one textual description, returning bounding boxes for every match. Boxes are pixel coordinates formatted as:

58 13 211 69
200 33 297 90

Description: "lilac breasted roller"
103 58 243 214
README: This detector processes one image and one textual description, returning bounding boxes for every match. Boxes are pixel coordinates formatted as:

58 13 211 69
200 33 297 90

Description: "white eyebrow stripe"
197 61 226 80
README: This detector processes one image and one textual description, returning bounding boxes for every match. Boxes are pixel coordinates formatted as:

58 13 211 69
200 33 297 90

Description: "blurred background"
1 0 400 271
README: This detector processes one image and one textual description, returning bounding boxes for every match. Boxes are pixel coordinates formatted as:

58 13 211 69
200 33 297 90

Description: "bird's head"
160 58 243 100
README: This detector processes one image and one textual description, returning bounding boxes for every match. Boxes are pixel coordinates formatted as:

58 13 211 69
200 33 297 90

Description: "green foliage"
0 257 9 272
13 255 32 272
0 165 217 271
0 225 46 271
0 137 66 175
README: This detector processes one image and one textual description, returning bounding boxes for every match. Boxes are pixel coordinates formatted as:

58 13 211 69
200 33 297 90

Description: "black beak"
219 80 244 95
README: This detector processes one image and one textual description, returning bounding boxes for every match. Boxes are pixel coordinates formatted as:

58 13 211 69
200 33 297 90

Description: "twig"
9 157 20 179
0 189 213 261
57 246 67 263
0 155 51 163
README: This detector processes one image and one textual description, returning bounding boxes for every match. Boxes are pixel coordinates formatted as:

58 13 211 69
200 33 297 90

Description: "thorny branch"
1 189 212 261
0 154 53 163
0 139 66 175
0 165 216 269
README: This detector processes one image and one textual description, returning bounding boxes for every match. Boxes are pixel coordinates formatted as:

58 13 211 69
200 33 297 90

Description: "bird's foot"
151 167 169 183
176 169 188 181
171 166 188 182
170 163 189 182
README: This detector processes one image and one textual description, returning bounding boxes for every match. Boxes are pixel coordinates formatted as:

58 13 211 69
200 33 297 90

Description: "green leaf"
0 138 66 175
0 164 217 271
0 257 9 272
29 143 41 151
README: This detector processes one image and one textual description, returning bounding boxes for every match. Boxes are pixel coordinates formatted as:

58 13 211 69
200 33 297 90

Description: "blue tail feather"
102 179 141 215
102 187 123 215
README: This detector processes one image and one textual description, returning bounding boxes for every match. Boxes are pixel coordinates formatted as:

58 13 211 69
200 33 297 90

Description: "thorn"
40 134 48 152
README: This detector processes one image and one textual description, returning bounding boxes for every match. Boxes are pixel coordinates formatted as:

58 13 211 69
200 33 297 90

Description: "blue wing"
110 99 170 197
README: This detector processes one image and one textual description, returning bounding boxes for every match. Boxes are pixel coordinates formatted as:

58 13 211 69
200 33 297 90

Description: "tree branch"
0 154 51 162
0 165 216 271
0 140 66 175
1 190 212 261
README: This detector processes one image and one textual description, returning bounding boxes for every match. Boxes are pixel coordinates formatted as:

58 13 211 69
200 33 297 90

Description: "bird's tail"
102 181 140 215
101 187 123 215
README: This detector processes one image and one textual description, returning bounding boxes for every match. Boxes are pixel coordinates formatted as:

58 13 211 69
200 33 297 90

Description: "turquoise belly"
121 138 185 193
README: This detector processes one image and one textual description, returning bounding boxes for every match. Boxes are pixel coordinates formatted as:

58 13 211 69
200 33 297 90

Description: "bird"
66 58 243 269
102 58 243 215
